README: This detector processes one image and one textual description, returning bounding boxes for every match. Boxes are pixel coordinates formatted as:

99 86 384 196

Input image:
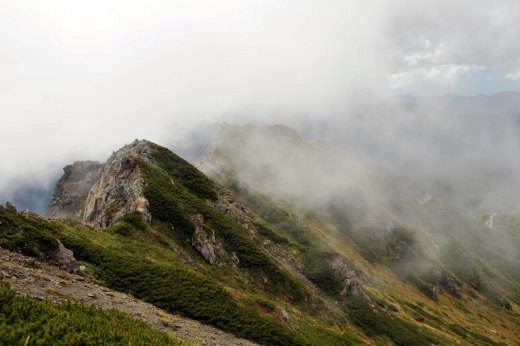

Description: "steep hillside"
1 132 519 345
201 124 520 345
2 141 361 346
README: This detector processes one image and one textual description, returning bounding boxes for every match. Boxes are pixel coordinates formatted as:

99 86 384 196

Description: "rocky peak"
47 161 104 220
48 140 155 227
82 140 154 227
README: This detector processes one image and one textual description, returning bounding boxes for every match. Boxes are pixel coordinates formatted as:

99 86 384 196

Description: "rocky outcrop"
191 214 223 265
471 270 510 308
433 268 462 298
277 307 299 331
54 241 77 272
213 186 254 228
47 161 104 220
48 140 154 228
83 140 153 227
329 257 368 300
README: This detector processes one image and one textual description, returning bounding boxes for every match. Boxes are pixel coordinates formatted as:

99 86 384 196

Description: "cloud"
1 0 520 208
506 71 520 80
388 65 483 89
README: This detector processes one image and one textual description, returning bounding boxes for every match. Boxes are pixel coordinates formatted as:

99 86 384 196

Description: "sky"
1 0 520 209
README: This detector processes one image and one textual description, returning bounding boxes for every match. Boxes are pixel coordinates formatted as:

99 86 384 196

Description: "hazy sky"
1 0 520 205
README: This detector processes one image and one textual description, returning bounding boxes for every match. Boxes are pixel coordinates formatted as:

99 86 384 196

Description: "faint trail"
0 247 257 346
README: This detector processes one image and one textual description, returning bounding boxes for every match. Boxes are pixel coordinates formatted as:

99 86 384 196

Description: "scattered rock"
432 285 440 301
191 214 222 265
329 257 368 300
433 268 462 298
78 265 86 276
231 252 240 266
54 241 77 272
278 307 299 331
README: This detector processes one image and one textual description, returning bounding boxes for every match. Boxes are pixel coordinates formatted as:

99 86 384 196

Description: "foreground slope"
2 140 361 346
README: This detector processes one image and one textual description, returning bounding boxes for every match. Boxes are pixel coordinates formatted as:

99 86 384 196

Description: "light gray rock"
55 241 77 272
329 256 368 300
231 252 240 266
433 267 462 298
47 161 104 220
191 214 221 265
82 140 153 227
279 307 299 331
48 140 154 228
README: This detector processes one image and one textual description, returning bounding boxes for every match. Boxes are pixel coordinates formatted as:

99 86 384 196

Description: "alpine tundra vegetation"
1 126 519 345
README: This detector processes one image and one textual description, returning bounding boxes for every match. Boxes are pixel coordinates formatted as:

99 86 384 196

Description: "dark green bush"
299 324 361 346
254 222 291 245
0 281 184 345
302 251 345 296
139 160 308 301
141 163 195 233
59 235 307 346
151 144 217 200
0 207 59 259
345 299 446 346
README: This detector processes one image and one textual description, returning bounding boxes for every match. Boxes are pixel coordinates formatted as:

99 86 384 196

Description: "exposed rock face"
83 140 153 227
433 268 462 298
329 257 367 299
54 241 77 272
191 214 221 265
471 270 510 308
48 140 154 227
278 307 299 331
47 161 104 220
213 186 255 229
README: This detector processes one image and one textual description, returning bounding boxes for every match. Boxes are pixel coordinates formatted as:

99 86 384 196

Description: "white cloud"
506 71 520 80
1 0 520 201
388 65 483 89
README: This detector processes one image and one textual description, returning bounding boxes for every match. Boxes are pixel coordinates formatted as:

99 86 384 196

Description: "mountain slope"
1 132 519 345
201 124 520 345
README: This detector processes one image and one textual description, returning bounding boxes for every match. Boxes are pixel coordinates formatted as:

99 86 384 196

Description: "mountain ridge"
1 127 519 345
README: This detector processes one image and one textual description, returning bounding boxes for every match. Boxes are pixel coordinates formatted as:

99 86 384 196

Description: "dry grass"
46 287 64 297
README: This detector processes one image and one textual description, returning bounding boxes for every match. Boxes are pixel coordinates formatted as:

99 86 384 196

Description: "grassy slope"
139 157 308 301
208 172 520 346
0 281 188 346
0 210 359 344
2 141 518 345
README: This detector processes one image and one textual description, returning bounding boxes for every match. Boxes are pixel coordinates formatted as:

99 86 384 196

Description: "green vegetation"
447 323 507 346
0 281 187 346
3 137 517 345
345 299 448 346
302 251 345 296
0 206 309 346
141 161 195 233
61 237 304 346
139 159 307 301
150 144 217 200
227 182 318 248
254 222 292 245
0 207 59 259
401 301 443 327
298 324 361 346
